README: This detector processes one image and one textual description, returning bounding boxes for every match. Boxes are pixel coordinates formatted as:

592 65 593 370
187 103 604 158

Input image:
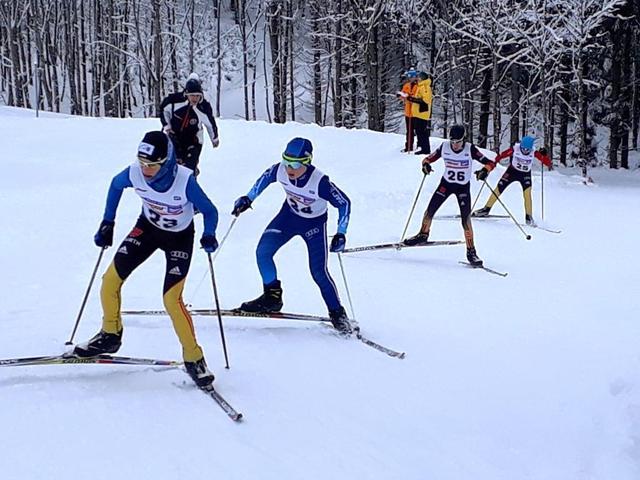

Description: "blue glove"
232 196 252 217
200 234 218 253
330 233 346 253
94 220 115 247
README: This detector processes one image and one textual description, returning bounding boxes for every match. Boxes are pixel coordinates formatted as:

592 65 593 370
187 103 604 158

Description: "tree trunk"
268 1 284 123
333 0 343 127
509 63 520 145
152 0 163 115
477 48 492 148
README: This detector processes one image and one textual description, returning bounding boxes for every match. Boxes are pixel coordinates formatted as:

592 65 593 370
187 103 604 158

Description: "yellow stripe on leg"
524 187 533 216
163 279 203 362
100 262 124 334
485 189 500 208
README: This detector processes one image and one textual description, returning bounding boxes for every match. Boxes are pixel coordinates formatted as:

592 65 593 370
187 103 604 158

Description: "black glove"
200 234 219 253
538 147 548 156
232 196 252 216
422 161 433 175
94 220 115 248
330 233 346 253
475 168 489 181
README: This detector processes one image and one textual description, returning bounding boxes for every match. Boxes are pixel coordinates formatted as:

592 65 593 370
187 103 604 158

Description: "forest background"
1 0 639 174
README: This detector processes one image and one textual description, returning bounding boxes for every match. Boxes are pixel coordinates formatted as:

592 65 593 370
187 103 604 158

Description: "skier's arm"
494 147 514 163
535 149 552 168
199 100 219 142
471 144 496 170
246 164 279 201
424 145 443 164
319 176 351 235
102 167 133 222
186 176 219 235
420 145 442 174
159 94 175 127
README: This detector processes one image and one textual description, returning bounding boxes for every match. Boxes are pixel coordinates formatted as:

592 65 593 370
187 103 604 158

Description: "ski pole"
210 217 237 263
541 161 545 221
482 180 532 240
206 252 230 369
399 172 427 242
337 253 358 326
470 181 485 213
65 247 106 345
463 181 486 225
188 218 238 304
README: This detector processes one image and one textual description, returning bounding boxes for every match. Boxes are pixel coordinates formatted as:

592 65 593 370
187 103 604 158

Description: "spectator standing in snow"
397 68 419 152
405 71 433 155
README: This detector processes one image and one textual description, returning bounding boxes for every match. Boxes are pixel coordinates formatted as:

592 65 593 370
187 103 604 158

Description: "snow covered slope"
1 106 639 480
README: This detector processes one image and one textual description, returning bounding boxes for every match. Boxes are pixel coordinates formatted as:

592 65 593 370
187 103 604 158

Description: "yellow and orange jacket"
401 81 418 117
408 78 433 120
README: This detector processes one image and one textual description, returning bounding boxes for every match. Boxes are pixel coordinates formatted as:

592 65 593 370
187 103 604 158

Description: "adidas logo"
169 266 182 275
118 246 128 255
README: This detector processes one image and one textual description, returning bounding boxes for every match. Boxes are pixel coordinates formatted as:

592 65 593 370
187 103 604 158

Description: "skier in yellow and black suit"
472 135 552 226
73 131 219 387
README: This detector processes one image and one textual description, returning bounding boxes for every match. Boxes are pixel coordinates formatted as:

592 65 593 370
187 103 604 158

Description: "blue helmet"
283 137 313 163
520 136 535 151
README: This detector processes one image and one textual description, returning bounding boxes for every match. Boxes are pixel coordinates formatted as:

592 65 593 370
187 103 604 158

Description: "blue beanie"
520 136 535 150
283 137 313 162
405 68 418 79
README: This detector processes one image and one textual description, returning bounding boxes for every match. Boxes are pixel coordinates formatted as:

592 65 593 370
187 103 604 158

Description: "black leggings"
496 166 532 193
113 216 195 295
426 179 472 227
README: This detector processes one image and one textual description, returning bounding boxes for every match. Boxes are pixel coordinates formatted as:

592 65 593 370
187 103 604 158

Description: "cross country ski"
458 261 508 277
341 239 463 253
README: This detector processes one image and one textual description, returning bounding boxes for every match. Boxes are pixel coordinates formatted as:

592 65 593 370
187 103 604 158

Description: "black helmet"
417 71 429 81
184 74 202 94
449 124 465 141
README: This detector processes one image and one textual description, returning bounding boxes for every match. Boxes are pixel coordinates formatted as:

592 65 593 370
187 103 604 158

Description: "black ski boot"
329 307 353 335
184 357 215 388
239 280 283 313
466 247 483 267
525 214 536 226
73 330 122 358
472 207 491 217
402 231 430 246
